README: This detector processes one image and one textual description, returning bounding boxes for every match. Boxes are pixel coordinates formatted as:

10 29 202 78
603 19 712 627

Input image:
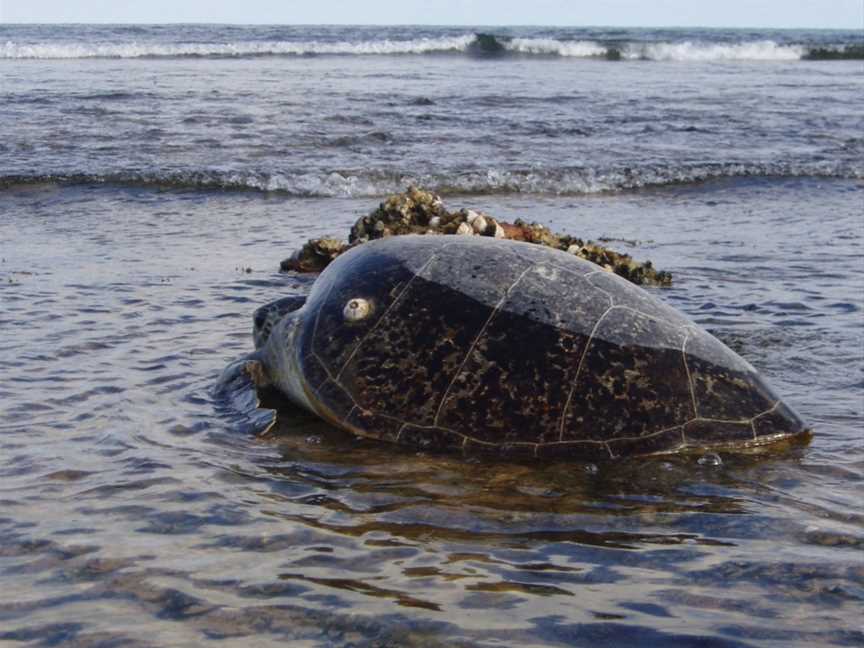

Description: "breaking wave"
624 40 804 61
3 163 860 197
0 35 476 59
496 37 809 61
2 34 861 61
507 38 609 58
493 36 863 61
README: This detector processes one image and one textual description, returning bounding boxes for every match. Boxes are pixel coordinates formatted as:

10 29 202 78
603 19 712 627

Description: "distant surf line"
2 162 861 197
2 34 862 61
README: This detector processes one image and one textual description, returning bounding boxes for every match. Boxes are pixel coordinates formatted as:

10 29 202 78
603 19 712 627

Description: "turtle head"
257 237 449 426
250 264 395 419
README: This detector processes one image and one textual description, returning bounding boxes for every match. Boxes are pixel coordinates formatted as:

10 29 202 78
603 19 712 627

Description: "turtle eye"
343 298 372 322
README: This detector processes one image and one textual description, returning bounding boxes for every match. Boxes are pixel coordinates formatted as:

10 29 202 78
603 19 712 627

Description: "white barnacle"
534 264 560 281
456 222 474 236
470 214 488 234
343 297 372 322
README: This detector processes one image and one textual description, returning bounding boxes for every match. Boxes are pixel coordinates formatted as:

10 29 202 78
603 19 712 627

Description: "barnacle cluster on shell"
348 186 506 243
501 219 671 286
280 187 671 286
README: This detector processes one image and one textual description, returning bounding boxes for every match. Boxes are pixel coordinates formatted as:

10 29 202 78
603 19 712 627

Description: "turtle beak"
253 296 307 349
260 307 316 414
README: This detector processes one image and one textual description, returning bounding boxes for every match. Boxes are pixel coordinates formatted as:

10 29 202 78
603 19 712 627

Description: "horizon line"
0 21 860 30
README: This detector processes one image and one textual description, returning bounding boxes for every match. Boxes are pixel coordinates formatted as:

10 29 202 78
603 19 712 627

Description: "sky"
1 0 862 29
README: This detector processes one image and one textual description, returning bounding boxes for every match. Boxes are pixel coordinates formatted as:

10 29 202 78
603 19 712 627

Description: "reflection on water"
0 179 862 646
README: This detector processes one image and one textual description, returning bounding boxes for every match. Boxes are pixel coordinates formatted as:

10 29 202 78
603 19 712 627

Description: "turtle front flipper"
215 353 278 436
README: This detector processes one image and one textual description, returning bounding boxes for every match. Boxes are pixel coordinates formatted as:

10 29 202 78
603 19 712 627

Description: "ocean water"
1 24 863 647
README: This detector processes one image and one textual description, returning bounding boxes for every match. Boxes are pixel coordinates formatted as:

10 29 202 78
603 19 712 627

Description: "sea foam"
506 38 608 58
4 161 860 198
0 35 475 59
0 36 823 61
625 40 805 61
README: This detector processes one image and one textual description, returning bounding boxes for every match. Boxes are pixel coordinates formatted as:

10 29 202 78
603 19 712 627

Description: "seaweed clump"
278 237 349 273
499 220 671 286
280 187 671 286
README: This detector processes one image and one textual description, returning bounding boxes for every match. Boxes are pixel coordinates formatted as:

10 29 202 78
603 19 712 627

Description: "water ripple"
0 179 860 645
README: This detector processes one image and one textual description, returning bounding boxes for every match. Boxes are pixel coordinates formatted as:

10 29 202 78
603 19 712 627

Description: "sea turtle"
227 235 809 459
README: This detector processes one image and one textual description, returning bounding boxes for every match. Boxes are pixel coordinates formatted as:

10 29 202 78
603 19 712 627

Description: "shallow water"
1 177 862 646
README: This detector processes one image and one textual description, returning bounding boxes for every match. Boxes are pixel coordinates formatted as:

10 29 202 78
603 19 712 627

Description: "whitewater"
0 36 856 61
1 25 862 60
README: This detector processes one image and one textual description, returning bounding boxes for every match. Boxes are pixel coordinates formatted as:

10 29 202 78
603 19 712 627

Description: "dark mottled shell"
290 235 807 459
